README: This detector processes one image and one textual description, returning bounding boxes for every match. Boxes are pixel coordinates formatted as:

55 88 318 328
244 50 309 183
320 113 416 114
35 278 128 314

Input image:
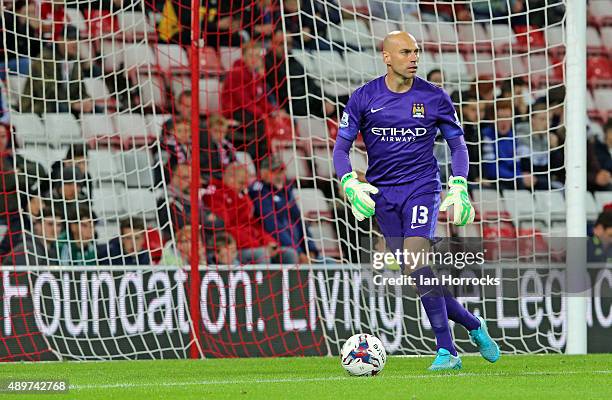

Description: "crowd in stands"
0 0 609 266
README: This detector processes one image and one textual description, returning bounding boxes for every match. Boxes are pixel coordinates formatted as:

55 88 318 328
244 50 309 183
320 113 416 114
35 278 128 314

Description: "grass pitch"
1 354 610 399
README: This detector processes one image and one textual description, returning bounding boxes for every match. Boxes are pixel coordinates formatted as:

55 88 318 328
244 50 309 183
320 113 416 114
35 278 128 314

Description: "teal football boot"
428 348 462 371
469 316 500 363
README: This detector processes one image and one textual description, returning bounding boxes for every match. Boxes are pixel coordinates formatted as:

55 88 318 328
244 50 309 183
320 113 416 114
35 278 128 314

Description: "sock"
410 266 457 356
442 286 481 331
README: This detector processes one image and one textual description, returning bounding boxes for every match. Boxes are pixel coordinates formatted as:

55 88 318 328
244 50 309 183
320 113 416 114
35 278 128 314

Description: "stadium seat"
199 78 221 114
135 76 166 110
125 189 159 220
11 113 46 146
146 114 171 138
64 7 87 31
155 44 190 73
45 113 82 144
6 74 27 106
471 189 509 220
83 77 115 109
489 24 518 52
350 150 368 175
534 190 565 222
586 26 604 54
307 220 340 257
115 114 150 141
416 51 438 79
15 146 66 174
369 20 400 42
218 47 243 71
122 43 156 75
122 149 155 189
402 21 431 47
428 22 459 50
526 52 553 84
293 188 331 218
199 47 224 74
514 25 546 49
116 11 154 39
594 191 612 211
296 116 330 144
437 52 470 82
345 51 380 81
587 57 612 85
88 149 123 183
96 221 120 244
328 19 374 49
312 147 334 180
100 40 124 73
234 151 257 177
503 190 537 227
81 114 116 140
585 192 600 221
93 186 127 218
545 26 565 54
589 0 612 25
587 89 599 118
601 27 612 51
457 22 491 51
278 148 311 180
301 50 347 78
593 88 612 117
466 51 495 78
494 54 528 79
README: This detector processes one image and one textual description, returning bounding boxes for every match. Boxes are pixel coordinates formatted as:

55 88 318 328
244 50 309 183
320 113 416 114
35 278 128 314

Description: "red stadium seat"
587 56 612 85
84 9 118 38
513 25 545 49
586 27 605 54
145 229 163 264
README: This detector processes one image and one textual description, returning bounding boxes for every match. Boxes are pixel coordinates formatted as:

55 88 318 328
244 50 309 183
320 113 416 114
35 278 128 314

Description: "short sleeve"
337 88 362 142
437 90 464 140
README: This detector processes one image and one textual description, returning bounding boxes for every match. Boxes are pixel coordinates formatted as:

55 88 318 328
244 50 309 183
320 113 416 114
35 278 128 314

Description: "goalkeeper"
333 31 499 371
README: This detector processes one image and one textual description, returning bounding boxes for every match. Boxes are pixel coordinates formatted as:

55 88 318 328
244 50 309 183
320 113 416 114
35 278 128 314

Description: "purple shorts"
371 180 441 242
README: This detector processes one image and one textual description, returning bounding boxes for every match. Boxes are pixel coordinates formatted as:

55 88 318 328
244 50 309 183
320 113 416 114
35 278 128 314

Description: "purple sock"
442 286 481 331
410 266 457 356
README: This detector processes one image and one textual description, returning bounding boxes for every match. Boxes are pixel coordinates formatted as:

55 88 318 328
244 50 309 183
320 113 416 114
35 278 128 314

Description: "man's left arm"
437 91 475 226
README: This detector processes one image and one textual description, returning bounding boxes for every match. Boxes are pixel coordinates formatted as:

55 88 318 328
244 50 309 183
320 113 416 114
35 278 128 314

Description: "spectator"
42 144 93 196
0 81 9 125
517 102 564 189
265 32 342 118
98 217 151 265
21 24 101 115
57 203 98 266
471 0 526 23
588 211 612 263
160 223 208 265
0 1 41 80
51 166 91 210
249 155 319 263
202 114 238 182
222 41 286 163
499 77 530 121
427 69 443 87
6 201 64 266
588 137 612 191
482 100 535 190
458 96 482 183
207 230 239 265
157 162 224 242
594 119 612 175
203 162 288 264
0 194 43 261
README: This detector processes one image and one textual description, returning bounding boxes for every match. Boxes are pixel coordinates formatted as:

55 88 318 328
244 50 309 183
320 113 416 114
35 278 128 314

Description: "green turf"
0 355 609 399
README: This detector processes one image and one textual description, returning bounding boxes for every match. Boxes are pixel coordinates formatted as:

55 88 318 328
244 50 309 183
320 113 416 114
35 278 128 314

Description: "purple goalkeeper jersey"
337 76 464 186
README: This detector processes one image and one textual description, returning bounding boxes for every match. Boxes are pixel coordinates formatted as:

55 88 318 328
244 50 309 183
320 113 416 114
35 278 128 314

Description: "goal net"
0 0 606 361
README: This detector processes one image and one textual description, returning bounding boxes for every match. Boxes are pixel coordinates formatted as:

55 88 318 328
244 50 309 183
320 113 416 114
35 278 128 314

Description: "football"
340 334 387 376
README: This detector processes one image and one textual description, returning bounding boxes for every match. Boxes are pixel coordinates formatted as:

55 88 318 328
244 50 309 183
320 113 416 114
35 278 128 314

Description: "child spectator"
98 217 151 265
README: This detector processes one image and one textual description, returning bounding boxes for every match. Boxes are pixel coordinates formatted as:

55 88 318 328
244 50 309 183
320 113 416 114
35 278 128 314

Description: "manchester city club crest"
412 103 425 118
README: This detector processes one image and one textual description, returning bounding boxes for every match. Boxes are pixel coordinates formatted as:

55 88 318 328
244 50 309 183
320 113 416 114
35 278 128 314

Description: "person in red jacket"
203 162 297 264
221 41 288 167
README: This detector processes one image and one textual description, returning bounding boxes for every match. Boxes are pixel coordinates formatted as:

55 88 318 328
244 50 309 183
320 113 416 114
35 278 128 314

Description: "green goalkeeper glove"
440 176 475 226
341 172 379 221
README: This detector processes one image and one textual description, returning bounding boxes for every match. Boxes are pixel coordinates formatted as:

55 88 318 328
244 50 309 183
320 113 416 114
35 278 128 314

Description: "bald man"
333 31 500 371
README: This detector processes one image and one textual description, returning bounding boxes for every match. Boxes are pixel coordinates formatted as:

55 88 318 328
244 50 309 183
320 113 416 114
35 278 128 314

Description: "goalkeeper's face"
383 32 420 80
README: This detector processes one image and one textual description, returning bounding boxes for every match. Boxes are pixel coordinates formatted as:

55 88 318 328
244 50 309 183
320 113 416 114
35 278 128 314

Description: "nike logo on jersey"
410 223 426 229
370 107 384 113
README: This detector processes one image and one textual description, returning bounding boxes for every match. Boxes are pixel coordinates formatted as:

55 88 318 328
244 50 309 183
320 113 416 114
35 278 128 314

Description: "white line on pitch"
70 370 612 391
